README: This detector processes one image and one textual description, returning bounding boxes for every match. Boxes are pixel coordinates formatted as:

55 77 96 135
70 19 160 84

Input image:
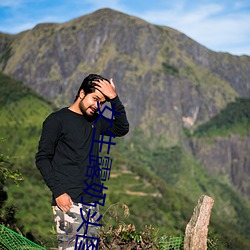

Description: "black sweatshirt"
35 96 129 205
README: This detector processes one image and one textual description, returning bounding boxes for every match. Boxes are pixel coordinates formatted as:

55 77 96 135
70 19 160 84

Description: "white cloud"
0 0 249 55
131 2 250 55
227 45 250 56
0 0 21 7
4 22 34 33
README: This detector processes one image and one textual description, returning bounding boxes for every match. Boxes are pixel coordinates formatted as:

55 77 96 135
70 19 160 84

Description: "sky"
0 0 250 56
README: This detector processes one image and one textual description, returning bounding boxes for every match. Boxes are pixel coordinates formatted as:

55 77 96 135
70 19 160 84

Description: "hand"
93 78 117 100
55 193 73 213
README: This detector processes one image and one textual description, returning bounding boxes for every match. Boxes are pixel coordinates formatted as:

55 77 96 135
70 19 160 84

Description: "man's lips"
89 107 97 113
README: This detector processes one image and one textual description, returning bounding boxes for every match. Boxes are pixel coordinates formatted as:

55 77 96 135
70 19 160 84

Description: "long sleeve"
35 114 65 198
99 95 129 136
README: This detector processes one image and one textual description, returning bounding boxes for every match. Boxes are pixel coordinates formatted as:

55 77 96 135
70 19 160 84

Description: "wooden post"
184 195 214 250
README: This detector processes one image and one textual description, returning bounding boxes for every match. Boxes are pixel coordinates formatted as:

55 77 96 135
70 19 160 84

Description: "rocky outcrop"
184 195 214 250
185 134 250 197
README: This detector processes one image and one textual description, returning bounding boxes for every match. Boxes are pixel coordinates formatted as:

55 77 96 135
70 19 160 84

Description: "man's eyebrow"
93 95 101 100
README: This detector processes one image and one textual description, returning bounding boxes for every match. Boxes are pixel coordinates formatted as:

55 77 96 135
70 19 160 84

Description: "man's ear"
79 89 85 99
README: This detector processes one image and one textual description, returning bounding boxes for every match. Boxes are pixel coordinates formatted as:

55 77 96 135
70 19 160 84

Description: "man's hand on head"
55 193 73 213
93 78 117 100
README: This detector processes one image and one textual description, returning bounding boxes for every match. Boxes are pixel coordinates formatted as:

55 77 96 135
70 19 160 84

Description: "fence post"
184 195 214 250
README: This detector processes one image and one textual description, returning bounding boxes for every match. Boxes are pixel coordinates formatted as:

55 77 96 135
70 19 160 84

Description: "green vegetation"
194 98 250 137
0 72 55 248
0 34 14 70
111 132 250 249
99 223 184 249
0 138 24 250
0 46 12 70
1 73 250 249
0 139 23 184
162 62 179 76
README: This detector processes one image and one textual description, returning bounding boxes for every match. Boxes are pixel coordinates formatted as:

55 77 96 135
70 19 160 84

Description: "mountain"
1 8 250 249
1 8 250 138
1 7 249 196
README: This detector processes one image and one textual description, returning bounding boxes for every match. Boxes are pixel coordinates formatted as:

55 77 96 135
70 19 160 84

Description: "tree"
0 138 23 226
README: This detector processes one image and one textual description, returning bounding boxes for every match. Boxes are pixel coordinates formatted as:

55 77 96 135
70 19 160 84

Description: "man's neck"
68 102 82 115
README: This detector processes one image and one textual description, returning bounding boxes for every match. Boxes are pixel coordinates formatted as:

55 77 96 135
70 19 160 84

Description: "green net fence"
0 223 184 250
0 224 46 250
158 235 184 250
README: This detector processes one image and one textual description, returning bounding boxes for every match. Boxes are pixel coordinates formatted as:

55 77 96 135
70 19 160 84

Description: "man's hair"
74 74 110 101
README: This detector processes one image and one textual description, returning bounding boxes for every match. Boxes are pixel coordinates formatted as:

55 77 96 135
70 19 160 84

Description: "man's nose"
96 101 102 109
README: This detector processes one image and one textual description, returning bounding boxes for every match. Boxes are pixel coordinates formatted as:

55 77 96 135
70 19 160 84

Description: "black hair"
74 74 110 102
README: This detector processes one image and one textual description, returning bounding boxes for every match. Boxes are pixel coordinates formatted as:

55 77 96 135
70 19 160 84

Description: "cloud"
131 1 250 55
0 0 128 34
0 0 22 7
0 0 249 55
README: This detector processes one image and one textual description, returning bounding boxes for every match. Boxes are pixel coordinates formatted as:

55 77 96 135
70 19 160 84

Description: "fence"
0 224 45 250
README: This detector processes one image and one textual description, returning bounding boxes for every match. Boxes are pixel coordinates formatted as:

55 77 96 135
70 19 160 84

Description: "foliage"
0 46 12 70
107 132 250 250
0 72 56 247
99 224 158 249
0 137 23 243
194 98 250 137
0 144 24 185
100 207 184 250
0 137 24 189
162 62 179 76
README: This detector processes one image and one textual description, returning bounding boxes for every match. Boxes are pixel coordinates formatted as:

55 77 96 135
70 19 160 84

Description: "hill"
1 8 249 140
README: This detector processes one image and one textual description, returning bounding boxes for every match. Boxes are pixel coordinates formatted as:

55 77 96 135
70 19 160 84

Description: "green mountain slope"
1 73 250 249
0 72 54 173
0 72 56 247
194 98 250 137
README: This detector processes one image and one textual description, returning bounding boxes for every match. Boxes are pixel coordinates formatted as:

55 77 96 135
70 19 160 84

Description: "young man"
35 74 129 250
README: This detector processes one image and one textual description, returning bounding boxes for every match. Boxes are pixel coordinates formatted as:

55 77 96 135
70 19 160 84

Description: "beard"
79 99 89 116
78 99 97 117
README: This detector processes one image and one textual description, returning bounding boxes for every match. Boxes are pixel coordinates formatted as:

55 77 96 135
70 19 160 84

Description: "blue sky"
0 0 250 56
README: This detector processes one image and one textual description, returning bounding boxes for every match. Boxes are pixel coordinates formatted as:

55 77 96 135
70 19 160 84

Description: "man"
35 74 129 249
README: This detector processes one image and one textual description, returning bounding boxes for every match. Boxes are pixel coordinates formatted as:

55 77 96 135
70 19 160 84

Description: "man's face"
79 89 106 116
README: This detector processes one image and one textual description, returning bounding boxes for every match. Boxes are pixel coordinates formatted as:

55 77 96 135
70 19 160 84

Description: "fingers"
63 198 73 212
92 78 117 99
110 78 115 89
92 79 110 88
59 205 67 213
92 80 107 93
61 204 71 213
92 78 115 88
55 193 73 213
58 201 71 212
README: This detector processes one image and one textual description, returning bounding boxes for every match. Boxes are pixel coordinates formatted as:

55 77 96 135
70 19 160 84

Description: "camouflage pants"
52 203 101 250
